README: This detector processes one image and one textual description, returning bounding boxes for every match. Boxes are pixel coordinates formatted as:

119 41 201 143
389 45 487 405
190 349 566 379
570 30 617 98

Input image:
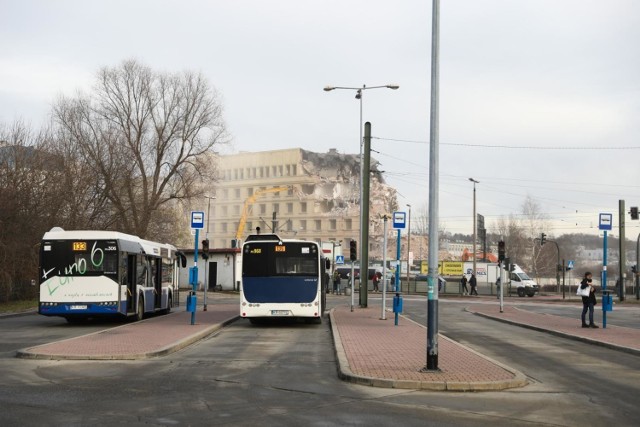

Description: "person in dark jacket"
580 272 599 328
460 275 469 295
469 274 478 296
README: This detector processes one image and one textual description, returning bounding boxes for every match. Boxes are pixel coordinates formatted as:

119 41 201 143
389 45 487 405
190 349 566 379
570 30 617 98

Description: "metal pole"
406 204 412 290
381 216 388 320
619 199 625 301
360 122 372 308
358 87 364 304
204 198 211 311
192 229 199 325
425 0 440 372
395 228 401 326
472 180 477 281
499 262 504 312
562 259 566 299
350 260 355 312
603 230 608 328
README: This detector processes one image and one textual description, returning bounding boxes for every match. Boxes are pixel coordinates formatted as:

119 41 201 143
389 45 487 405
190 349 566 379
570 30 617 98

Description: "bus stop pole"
381 216 388 320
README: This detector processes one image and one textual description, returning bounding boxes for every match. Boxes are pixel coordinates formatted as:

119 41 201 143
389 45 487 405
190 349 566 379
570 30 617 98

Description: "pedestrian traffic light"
201 239 209 260
631 207 639 220
498 240 506 261
540 233 547 246
349 240 357 261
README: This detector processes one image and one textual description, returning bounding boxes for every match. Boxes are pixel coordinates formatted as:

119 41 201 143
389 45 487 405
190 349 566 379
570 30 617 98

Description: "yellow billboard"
419 261 464 275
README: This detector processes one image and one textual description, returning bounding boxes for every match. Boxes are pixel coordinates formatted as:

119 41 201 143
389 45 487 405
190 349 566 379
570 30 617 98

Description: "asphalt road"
1 294 639 426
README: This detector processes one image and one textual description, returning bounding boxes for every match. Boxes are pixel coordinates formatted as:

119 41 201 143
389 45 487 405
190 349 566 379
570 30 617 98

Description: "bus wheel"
135 297 145 321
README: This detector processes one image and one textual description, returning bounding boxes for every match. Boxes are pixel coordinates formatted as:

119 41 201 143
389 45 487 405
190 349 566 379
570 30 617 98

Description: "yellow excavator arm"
235 186 291 240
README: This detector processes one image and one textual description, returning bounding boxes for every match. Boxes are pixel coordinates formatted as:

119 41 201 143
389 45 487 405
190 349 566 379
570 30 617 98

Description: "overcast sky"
2 0 639 240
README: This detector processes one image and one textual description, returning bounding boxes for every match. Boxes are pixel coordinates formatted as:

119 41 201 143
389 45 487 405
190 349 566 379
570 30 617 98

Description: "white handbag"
576 284 590 297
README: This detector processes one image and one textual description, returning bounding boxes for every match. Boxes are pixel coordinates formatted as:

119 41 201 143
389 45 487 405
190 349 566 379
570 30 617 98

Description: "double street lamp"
324 84 399 287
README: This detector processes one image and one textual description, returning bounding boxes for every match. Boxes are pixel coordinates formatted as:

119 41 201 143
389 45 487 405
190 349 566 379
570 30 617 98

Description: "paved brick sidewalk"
330 306 527 391
17 304 239 360
469 303 640 355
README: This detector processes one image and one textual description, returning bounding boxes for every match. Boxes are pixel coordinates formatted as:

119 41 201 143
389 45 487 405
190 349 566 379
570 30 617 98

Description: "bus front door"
126 254 136 314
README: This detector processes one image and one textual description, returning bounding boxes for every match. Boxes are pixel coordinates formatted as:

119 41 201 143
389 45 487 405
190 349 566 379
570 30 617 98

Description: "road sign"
392 211 406 229
336 255 345 265
191 211 205 229
599 213 612 231
567 260 574 270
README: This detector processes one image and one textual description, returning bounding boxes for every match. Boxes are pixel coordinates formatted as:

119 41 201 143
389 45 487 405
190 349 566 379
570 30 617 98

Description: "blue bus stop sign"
392 211 406 229
599 213 612 231
191 211 205 229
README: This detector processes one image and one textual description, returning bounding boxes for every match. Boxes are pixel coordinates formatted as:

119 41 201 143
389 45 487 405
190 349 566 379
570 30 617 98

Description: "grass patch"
0 299 38 313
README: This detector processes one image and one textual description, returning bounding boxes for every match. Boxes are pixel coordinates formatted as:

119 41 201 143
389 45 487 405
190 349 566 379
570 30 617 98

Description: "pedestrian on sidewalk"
460 274 469 295
580 271 599 328
372 271 381 292
469 274 478 296
332 270 341 295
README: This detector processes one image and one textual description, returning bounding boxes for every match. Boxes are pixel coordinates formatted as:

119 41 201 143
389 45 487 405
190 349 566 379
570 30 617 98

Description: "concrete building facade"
206 148 398 260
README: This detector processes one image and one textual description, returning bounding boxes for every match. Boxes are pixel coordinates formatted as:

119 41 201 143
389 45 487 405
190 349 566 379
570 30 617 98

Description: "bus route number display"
250 248 262 254
275 245 286 252
72 242 87 251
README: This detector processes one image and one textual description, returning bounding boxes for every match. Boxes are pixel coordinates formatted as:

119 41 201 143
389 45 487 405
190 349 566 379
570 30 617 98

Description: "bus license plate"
271 310 290 316
70 305 87 310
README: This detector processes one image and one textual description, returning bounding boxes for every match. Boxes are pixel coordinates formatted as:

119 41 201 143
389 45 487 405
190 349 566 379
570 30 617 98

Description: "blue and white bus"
39 227 186 323
240 233 329 324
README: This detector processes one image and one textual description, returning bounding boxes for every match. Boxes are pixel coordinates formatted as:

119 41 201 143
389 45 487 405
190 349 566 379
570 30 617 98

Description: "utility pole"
360 121 372 308
619 200 626 301
425 0 440 372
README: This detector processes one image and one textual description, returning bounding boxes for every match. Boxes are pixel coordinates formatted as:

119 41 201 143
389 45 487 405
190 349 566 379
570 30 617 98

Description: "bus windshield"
243 242 319 277
40 240 119 279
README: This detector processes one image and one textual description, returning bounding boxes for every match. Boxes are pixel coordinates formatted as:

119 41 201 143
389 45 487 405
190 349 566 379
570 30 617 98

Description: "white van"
510 264 540 297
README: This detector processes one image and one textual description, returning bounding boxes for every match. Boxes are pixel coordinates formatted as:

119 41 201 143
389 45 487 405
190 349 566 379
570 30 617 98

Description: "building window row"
214 218 353 235
223 164 298 181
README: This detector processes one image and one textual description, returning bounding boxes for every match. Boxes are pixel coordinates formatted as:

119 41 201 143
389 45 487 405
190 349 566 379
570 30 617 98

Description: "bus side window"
137 257 148 287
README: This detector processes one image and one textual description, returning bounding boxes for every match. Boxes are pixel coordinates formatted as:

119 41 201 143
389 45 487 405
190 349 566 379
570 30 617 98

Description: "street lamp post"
405 204 412 289
324 84 399 307
204 195 216 311
469 178 479 282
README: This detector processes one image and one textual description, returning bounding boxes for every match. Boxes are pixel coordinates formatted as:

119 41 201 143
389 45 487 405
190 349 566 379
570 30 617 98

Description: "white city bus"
240 233 329 324
38 227 186 323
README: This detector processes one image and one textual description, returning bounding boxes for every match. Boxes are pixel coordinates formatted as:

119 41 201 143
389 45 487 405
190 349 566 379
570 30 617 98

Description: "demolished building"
205 148 399 260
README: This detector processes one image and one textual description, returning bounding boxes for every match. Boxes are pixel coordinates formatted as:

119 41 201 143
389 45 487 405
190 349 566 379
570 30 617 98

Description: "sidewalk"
468 303 640 356
330 305 527 391
17 304 238 360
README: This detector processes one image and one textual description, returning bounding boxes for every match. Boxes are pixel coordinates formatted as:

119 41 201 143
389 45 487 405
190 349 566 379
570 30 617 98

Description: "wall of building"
203 148 398 259
178 251 239 291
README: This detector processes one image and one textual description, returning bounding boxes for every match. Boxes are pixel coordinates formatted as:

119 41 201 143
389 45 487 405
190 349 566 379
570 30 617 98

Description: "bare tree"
0 121 66 301
53 59 228 239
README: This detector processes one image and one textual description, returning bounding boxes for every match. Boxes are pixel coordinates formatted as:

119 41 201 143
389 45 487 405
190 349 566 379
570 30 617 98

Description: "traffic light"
632 265 637 274
631 207 639 220
540 233 547 246
201 239 209 260
498 240 506 261
349 240 357 261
